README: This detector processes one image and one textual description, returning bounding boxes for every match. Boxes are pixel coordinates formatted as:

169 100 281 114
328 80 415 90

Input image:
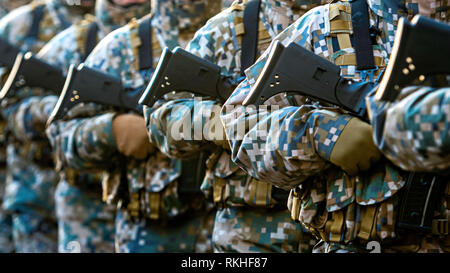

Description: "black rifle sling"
241 0 261 75
82 21 99 62
27 4 45 41
138 16 153 70
350 0 375 70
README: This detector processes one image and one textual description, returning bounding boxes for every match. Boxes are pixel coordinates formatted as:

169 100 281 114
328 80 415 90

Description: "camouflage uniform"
0 0 32 251
366 85 450 251
144 0 326 253
0 0 32 18
221 0 449 252
0 0 90 253
18 0 151 253
46 0 222 253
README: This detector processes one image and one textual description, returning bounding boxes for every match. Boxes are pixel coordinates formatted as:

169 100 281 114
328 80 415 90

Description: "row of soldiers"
0 0 448 253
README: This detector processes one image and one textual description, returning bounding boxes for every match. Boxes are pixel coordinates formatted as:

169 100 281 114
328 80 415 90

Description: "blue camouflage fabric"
220 0 449 252
46 0 222 253
367 86 450 172
366 86 450 252
0 0 89 253
0 118 13 253
0 0 32 18
0 0 31 253
19 0 152 253
144 0 327 253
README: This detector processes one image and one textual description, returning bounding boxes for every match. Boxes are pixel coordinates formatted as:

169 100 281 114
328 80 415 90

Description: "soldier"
0 0 95 253
220 0 449 252
0 0 33 253
46 0 222 253
143 0 326 253
10 0 151 253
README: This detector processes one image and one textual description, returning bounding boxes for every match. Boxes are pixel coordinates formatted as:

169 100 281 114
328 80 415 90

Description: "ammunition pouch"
12 138 54 168
213 176 289 210
397 172 449 237
62 168 104 197
110 152 212 223
288 167 449 249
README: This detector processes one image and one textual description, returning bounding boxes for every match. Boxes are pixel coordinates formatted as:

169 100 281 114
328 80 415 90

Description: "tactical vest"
287 0 449 251
102 15 203 222
211 0 292 210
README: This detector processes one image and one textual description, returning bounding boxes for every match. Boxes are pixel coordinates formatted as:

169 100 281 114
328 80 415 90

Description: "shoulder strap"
137 16 153 71
350 0 375 71
240 0 261 75
26 4 45 40
82 21 99 62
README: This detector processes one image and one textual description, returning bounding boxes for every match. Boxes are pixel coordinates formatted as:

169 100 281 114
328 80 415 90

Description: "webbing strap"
138 16 153 70
240 0 261 75
350 0 375 70
82 22 99 62
27 4 45 40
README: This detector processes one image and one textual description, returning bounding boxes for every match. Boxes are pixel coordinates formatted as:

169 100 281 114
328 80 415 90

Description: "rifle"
47 63 144 126
242 40 375 119
0 38 22 69
138 47 235 108
375 15 450 101
0 52 65 100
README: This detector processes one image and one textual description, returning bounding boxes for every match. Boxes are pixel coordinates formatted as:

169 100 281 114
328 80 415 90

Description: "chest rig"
62 17 105 191
288 0 449 246
212 0 290 210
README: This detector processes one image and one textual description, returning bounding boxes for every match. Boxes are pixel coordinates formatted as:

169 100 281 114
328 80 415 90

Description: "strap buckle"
432 218 449 236
357 67 378 82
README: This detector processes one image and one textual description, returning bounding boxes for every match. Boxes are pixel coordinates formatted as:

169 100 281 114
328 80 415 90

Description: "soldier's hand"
112 114 155 160
329 117 381 176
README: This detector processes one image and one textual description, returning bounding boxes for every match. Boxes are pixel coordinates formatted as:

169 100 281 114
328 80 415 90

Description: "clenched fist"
330 117 381 176
112 114 155 160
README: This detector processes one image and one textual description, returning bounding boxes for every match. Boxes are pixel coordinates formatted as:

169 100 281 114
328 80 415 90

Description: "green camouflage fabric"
0 0 88 253
221 0 449 252
144 0 326 253
13 0 151 253
46 0 222 253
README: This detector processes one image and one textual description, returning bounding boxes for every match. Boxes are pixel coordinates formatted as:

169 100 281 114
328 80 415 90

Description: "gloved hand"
329 117 381 176
112 113 155 160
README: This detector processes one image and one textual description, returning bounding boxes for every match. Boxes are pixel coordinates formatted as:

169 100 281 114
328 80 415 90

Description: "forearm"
144 98 223 159
46 112 119 170
367 86 450 172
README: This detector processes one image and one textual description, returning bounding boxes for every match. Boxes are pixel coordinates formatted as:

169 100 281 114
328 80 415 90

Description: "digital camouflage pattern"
144 0 327 253
46 0 222 253
367 86 450 172
220 0 449 252
0 0 89 253
0 0 32 18
19 0 152 253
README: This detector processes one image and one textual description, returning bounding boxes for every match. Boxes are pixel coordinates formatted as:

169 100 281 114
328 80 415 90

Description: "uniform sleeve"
46 112 119 170
10 27 82 143
144 12 237 159
367 86 450 172
220 12 354 190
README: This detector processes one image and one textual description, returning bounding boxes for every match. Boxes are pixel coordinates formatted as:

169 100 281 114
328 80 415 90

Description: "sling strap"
240 0 261 75
27 4 45 41
137 16 153 70
350 0 375 71
82 21 99 62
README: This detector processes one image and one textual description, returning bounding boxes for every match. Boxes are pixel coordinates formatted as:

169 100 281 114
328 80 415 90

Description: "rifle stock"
139 47 235 107
0 38 20 68
243 41 374 118
0 52 65 100
376 15 450 101
47 64 144 126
